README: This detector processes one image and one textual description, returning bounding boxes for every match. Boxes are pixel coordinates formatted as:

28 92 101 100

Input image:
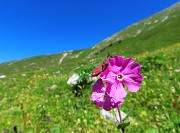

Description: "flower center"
117 74 123 80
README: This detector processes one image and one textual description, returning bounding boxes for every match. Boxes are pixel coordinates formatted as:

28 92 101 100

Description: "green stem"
117 106 125 133
117 106 122 123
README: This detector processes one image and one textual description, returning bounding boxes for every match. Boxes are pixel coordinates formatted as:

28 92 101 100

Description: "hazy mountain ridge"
0 2 180 76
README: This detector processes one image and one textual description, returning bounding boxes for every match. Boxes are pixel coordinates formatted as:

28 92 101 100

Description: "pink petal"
92 79 105 92
116 82 127 98
96 100 104 107
131 62 141 73
114 55 124 67
100 69 117 83
121 58 134 73
123 77 141 92
108 57 121 73
91 79 106 103
123 62 141 75
128 73 144 83
110 97 124 108
107 82 127 98
103 95 111 111
91 92 104 101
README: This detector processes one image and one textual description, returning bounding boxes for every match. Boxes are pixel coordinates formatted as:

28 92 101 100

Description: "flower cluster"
91 55 143 111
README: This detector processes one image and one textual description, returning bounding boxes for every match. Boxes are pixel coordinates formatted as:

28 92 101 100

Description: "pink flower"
91 79 124 111
100 56 143 98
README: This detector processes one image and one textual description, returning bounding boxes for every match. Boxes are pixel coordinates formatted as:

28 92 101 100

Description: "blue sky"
0 0 179 63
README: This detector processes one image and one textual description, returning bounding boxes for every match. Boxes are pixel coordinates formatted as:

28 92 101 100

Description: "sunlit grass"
0 43 179 132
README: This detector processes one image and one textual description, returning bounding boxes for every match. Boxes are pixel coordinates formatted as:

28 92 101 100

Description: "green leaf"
123 105 134 121
117 122 130 129
107 51 113 58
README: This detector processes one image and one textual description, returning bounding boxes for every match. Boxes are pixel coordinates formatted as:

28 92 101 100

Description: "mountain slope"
90 2 180 56
0 2 180 76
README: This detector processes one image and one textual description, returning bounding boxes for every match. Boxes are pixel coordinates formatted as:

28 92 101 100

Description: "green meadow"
0 3 180 133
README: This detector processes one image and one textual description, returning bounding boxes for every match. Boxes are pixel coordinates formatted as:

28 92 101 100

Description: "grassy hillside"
0 2 180 76
0 2 180 133
0 43 179 132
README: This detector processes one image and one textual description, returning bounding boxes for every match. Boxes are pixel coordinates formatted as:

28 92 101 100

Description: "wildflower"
100 56 143 98
91 79 124 111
